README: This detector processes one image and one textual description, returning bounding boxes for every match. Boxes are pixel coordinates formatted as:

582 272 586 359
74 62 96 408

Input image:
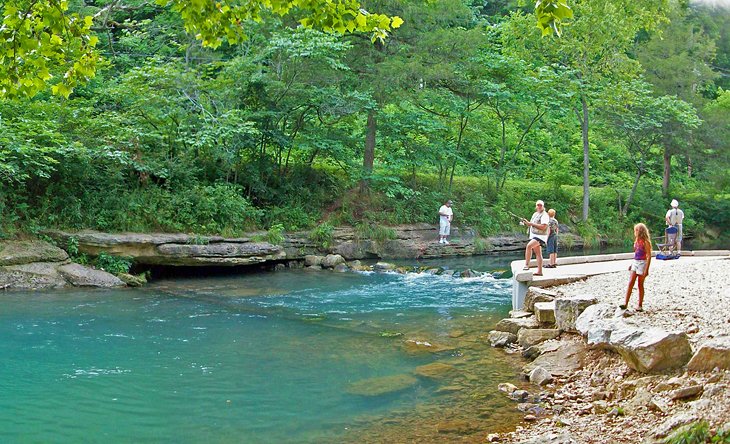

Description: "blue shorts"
546 235 557 254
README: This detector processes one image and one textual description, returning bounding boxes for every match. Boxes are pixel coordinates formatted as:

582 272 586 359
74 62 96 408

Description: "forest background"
1 0 728 249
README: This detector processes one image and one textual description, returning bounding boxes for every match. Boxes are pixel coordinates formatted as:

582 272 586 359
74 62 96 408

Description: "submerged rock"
346 374 418 396
414 362 458 379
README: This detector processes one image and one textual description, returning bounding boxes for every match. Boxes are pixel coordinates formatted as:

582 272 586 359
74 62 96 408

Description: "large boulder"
576 303 624 347
58 263 126 287
555 294 598 332
687 336 730 371
0 262 68 289
0 240 68 265
523 341 587 377
304 255 324 266
610 326 693 373
321 254 346 268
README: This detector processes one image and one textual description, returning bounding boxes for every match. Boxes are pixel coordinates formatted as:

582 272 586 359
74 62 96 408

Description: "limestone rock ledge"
42 226 584 266
0 240 124 290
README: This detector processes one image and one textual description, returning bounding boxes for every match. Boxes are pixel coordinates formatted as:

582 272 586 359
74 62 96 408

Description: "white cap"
536 200 544 206
671 199 679 208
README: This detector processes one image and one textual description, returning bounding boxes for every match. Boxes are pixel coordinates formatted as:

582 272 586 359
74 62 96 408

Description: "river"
1 254 534 443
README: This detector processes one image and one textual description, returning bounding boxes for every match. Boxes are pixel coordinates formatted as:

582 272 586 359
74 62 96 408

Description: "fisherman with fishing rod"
510 200 550 276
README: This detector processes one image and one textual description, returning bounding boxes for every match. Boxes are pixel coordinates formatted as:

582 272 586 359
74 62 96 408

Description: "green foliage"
310 222 334 249
534 1 573 37
266 224 286 246
662 420 730 444
0 0 99 98
94 252 132 275
473 237 492 254
0 0 726 249
65 236 89 265
354 223 397 243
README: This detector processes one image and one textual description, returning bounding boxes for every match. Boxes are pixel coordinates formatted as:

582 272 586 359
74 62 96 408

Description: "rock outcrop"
0 240 125 290
42 226 585 268
575 303 693 373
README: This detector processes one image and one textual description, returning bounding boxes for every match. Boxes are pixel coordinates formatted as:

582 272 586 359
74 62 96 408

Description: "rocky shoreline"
489 257 730 443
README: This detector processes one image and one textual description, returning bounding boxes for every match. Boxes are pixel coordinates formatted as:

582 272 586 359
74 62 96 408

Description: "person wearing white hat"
665 199 684 253
520 200 550 276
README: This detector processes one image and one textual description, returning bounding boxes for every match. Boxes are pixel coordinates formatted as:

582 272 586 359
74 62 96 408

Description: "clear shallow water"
1 257 527 443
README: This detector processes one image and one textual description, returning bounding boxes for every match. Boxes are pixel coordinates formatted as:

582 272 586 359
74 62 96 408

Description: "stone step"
524 287 557 311
534 301 556 324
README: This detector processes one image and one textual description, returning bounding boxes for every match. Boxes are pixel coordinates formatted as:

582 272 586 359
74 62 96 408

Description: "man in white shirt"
521 200 550 276
438 200 453 244
665 199 685 253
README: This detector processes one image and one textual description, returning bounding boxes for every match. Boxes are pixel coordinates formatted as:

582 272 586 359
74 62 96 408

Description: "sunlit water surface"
1 255 530 443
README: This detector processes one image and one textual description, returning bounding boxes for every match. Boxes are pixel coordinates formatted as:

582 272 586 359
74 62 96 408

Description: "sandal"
636 306 644 312
522 266 530 271
618 305 627 310
533 272 543 276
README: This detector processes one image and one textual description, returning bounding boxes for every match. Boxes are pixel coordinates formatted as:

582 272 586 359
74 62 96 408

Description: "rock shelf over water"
41 225 584 267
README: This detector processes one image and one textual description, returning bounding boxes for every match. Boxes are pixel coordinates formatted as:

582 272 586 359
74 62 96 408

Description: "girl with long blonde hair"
620 223 652 311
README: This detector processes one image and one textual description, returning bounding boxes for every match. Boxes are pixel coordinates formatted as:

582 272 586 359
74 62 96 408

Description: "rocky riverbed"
493 257 730 443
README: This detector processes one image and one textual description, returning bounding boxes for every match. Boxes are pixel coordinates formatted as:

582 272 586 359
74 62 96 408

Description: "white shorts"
439 221 451 236
630 260 647 275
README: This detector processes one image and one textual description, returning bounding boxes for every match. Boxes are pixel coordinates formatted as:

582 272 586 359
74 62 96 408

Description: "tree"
634 3 718 195
601 80 700 216
0 0 402 99
0 0 572 99
501 0 670 221
0 0 99 98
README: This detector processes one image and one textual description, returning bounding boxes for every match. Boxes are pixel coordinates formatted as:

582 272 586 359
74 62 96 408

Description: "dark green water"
1 256 528 443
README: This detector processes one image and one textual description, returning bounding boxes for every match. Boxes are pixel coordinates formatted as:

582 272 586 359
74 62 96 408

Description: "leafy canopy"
0 0 99 99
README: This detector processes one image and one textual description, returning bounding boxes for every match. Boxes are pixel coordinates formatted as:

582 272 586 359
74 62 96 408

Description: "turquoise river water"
1 255 530 443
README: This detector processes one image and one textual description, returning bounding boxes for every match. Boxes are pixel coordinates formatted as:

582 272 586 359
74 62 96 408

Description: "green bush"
310 222 334 249
95 252 132 275
266 223 286 245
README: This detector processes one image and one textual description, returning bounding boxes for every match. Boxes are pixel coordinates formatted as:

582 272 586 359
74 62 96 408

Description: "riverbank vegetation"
1 0 728 247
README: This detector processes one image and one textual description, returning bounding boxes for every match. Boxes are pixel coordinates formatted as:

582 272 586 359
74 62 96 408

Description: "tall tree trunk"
581 95 590 222
360 109 376 194
622 168 643 216
662 148 671 197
